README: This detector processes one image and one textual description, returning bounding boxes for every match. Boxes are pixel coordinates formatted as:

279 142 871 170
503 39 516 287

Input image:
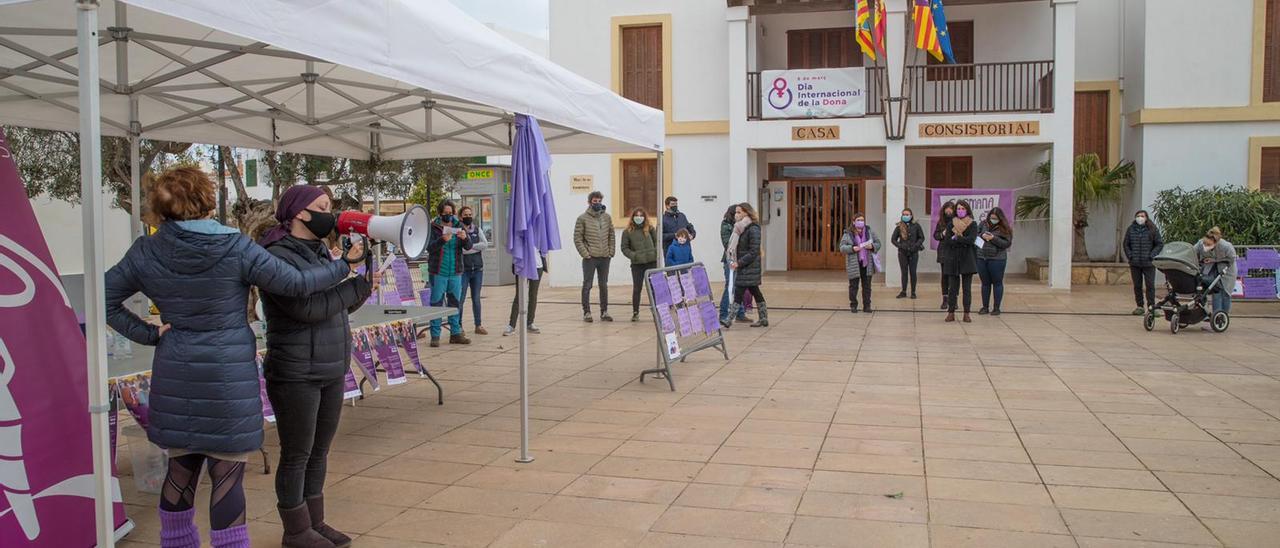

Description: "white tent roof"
0 0 665 159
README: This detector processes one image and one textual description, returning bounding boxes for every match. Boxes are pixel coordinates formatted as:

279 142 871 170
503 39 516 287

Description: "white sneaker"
503 325 514 336
528 324 541 334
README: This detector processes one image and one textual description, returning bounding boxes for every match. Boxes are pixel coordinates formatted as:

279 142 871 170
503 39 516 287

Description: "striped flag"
912 0 944 62
874 0 887 58
854 0 876 61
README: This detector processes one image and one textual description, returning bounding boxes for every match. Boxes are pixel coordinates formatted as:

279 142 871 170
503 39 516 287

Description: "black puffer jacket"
1124 222 1164 267
732 223 763 287
104 222 349 454
261 236 372 383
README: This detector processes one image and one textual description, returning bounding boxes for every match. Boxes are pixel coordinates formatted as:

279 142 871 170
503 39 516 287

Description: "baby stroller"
1145 242 1230 334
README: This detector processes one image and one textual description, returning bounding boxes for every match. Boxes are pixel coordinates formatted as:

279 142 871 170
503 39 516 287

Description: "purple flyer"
656 306 675 333
115 372 151 429
691 265 712 298
351 330 380 391
699 301 721 333
391 257 416 305
372 325 408 385
676 307 694 336
419 288 432 307
680 272 697 302
256 354 276 423
342 368 362 400
650 272 671 306
666 274 684 305
397 321 427 376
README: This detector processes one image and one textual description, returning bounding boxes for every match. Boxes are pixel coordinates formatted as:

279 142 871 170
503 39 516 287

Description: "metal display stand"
640 262 729 391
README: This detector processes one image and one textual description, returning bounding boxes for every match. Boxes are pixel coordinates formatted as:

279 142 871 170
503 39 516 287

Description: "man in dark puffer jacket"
259 185 372 547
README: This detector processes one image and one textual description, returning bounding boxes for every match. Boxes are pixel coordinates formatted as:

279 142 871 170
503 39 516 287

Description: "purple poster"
397 321 427 377
108 387 119 467
390 258 416 305
0 127 130 544
372 325 407 385
649 272 671 306
699 301 721 333
929 188 1016 250
255 354 276 423
342 368 362 400
679 272 697 302
114 372 152 430
656 306 675 333
666 274 684 305
351 330 380 391
676 307 694 337
418 288 432 307
691 266 712 298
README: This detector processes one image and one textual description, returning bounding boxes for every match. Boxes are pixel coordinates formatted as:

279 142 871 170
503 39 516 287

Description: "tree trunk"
219 146 249 201
1073 203 1090 262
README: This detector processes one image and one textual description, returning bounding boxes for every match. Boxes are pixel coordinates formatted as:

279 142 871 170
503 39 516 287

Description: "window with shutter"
1074 90 1110 166
786 28 862 69
924 156 973 214
1261 147 1280 194
621 25 663 110
927 20 974 81
621 159 659 217
1266 0 1280 102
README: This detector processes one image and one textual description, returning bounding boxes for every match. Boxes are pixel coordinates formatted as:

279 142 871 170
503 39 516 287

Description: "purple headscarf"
257 185 327 247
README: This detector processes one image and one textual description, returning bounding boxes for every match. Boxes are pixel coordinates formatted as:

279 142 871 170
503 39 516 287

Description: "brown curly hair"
146 166 217 224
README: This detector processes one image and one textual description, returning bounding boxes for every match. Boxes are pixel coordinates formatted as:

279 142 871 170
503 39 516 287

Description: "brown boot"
449 333 472 345
306 496 351 548
944 311 956 322
962 312 972 323
279 503 335 548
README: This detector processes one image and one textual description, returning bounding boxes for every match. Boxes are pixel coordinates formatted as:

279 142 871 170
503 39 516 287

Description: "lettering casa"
791 126 840 141
919 121 1040 138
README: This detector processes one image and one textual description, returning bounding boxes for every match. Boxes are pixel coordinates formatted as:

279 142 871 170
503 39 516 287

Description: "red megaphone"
337 205 430 259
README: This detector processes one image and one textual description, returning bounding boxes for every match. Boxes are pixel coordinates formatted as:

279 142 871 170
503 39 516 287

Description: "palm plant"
1017 153 1135 262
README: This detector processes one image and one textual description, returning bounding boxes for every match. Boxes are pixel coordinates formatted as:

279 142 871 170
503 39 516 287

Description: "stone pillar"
883 0 908 288
727 6 750 204
1050 0 1078 290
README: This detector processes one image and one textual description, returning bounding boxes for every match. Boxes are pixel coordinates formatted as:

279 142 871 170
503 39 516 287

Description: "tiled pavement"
116 275 1280 547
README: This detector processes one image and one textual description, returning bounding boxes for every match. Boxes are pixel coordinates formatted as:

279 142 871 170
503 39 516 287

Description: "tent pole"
654 150 665 372
515 275 533 463
216 145 227 223
128 97 141 240
78 1 115 546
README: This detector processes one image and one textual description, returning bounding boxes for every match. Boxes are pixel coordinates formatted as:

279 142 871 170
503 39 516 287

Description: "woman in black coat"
891 207 925 299
933 200 957 309
259 185 372 547
725 203 768 327
940 199 979 322
1123 210 1164 315
105 167 354 548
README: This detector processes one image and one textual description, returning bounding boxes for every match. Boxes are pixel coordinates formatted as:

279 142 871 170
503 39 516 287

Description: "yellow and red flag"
874 0 887 58
854 0 876 61
912 0 944 61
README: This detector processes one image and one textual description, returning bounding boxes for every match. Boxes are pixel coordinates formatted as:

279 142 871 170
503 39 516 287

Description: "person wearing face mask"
723 203 767 328
574 191 616 322
976 207 1013 316
933 200 957 310
665 228 696 267
426 200 472 347
940 199 979 322
1123 209 1164 315
839 214 881 313
1195 227 1237 324
661 196 696 251
719 205 750 324
891 208 925 299
257 184 373 548
620 207 658 321
456 206 489 335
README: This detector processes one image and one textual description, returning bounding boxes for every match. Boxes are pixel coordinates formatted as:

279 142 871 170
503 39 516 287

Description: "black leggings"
1131 266 1156 308
266 377 344 509
945 273 974 313
733 285 765 306
899 252 919 293
631 262 656 313
160 453 246 530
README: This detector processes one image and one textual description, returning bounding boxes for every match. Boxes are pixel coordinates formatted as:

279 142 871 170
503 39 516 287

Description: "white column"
883 0 908 288
1049 0 1078 290
727 6 750 204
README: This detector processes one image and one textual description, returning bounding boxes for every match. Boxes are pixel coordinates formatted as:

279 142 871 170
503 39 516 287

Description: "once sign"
919 121 1040 138
465 168 495 179
569 175 594 193
791 126 841 141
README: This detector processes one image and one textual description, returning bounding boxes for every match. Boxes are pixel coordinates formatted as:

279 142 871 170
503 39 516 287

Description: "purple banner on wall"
397 321 427 377
929 188 1016 250
351 330 380 391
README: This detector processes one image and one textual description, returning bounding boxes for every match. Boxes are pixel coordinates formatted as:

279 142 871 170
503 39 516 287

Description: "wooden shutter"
927 20 974 81
1266 0 1280 102
786 28 862 69
1262 147 1280 194
924 156 973 214
1074 90 1110 166
621 25 663 109
622 159 658 217
788 30 807 69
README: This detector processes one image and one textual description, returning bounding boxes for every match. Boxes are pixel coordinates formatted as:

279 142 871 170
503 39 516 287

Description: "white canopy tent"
0 1 664 545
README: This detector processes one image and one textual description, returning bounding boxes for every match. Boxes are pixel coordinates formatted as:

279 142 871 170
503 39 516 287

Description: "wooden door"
789 180 862 269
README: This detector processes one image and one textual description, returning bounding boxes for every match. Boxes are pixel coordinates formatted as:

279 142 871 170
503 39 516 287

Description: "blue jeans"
458 270 484 327
1212 291 1232 314
977 258 1007 310
429 273 463 338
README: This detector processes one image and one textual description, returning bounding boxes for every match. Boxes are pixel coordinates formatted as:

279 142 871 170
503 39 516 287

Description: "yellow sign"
791 125 841 141
465 169 494 180
918 121 1040 138
570 175 594 194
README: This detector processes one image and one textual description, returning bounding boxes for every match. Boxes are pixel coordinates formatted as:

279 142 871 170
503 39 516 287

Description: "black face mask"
590 203 606 212
440 214 456 225
668 205 678 214
301 209 336 238
461 216 474 226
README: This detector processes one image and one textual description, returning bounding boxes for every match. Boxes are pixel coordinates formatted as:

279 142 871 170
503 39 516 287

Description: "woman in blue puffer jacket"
104 167 356 548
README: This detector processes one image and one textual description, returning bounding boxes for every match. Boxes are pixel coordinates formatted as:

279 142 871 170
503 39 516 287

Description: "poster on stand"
397 321 427 377
342 368 362 400
929 188 1017 250
371 326 407 385
350 331 380 391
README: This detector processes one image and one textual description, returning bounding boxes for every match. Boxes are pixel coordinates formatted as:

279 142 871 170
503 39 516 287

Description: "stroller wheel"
1211 311 1230 333
1143 312 1155 332
1169 312 1180 334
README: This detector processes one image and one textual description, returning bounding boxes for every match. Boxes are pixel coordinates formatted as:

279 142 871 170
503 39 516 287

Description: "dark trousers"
734 284 765 305
848 263 872 308
509 276 541 327
1130 266 1156 308
458 269 484 327
631 262 656 313
581 257 611 313
977 258 1007 310
945 273 974 313
940 269 951 300
266 377 344 509
898 252 919 294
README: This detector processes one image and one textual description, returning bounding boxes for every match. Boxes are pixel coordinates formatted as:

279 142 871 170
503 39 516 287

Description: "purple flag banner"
396 321 427 377
351 331 380 391
0 127 130 544
929 188 1016 250
372 325 407 385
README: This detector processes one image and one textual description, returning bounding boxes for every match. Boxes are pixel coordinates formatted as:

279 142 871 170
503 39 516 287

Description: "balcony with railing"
747 60 1054 120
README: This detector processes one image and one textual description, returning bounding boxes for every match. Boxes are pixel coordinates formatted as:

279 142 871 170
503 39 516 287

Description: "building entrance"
788 179 864 270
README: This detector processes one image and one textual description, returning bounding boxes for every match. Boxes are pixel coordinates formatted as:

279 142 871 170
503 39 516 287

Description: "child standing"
665 228 695 267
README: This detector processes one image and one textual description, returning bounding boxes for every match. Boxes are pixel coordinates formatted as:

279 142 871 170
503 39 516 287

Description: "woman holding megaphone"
258 185 373 548
104 168 359 548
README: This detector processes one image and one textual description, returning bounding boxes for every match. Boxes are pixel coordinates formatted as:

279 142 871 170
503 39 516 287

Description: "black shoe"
896 292 907 299
910 293 918 299
940 299 948 310
601 312 613 322
978 307 989 315
583 312 593 323
991 309 1002 316
631 312 639 322
429 338 440 348
850 305 859 314
863 305 872 313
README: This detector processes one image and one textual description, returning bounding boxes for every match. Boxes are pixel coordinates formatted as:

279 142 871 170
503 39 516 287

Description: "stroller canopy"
1153 242 1199 276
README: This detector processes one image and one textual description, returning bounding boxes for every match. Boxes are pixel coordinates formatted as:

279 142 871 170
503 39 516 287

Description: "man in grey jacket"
574 191 616 322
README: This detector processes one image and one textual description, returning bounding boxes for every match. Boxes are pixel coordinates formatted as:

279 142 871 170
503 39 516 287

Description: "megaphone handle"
341 233 368 264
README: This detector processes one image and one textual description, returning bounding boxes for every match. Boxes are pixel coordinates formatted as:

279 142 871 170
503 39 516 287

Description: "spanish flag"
874 0 887 58
912 0 944 62
854 0 876 61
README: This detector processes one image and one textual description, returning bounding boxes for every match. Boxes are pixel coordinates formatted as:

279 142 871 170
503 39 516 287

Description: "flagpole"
516 274 533 463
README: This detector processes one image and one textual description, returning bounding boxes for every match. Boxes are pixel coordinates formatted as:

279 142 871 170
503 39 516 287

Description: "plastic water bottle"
106 330 116 360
